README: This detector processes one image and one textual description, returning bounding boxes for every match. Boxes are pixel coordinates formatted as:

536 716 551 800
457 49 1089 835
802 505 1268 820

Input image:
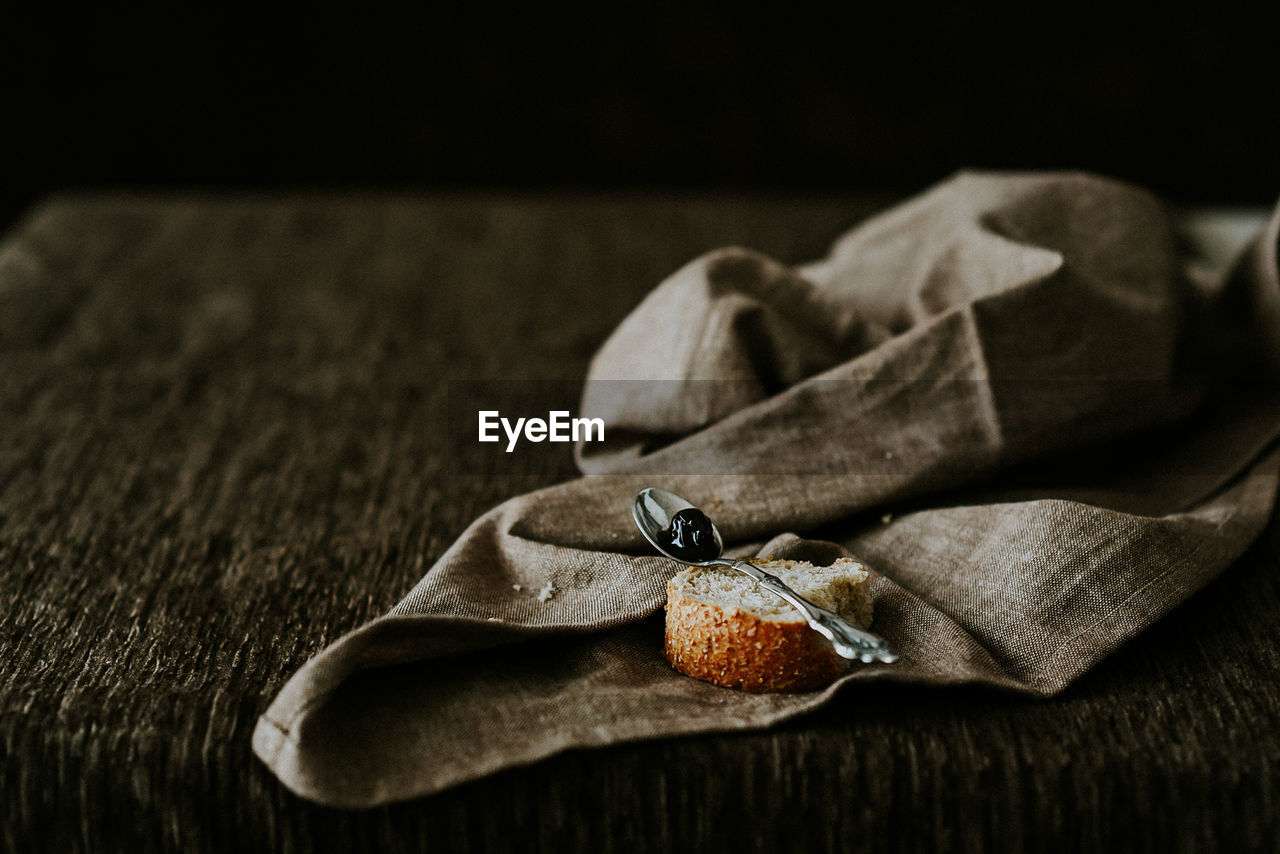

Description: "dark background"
1 4 1277 233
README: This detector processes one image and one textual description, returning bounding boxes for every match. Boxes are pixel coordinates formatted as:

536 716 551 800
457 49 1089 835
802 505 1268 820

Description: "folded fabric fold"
254 172 1280 807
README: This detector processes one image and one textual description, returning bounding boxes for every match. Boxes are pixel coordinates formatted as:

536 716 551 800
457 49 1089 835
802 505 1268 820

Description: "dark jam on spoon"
662 508 719 562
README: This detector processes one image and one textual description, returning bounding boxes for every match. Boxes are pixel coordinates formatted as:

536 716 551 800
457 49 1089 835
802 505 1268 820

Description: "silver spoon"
633 487 897 664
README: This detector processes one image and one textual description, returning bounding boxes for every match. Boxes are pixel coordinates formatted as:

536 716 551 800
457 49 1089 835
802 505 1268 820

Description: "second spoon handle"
719 559 897 664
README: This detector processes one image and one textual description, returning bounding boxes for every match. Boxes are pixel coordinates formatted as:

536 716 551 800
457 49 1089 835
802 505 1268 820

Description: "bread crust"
663 561 869 693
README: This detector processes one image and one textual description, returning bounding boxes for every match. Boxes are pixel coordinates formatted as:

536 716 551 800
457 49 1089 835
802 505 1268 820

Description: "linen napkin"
253 172 1280 807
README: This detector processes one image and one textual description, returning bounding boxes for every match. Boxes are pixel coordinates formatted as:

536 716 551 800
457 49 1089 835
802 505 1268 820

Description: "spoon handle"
720 560 898 664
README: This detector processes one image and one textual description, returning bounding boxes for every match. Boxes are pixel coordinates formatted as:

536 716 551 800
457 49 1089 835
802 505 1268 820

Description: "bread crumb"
883 451 894 460
537 583 555 603
512 584 523 592
881 513 894 525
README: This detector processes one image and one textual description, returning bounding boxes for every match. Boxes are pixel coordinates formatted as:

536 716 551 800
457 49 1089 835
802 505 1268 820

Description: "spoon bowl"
632 487 724 563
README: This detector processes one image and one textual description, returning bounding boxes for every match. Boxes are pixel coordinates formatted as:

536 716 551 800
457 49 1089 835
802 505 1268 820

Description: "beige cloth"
253 173 1280 807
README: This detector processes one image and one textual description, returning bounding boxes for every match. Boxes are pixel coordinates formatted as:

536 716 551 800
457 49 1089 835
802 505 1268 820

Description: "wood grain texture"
1 194 1277 852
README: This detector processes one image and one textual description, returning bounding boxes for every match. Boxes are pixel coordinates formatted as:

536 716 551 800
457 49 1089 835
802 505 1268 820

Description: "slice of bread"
664 557 872 692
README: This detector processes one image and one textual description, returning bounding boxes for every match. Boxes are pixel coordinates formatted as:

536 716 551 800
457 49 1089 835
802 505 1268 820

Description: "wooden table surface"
1 194 1277 852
